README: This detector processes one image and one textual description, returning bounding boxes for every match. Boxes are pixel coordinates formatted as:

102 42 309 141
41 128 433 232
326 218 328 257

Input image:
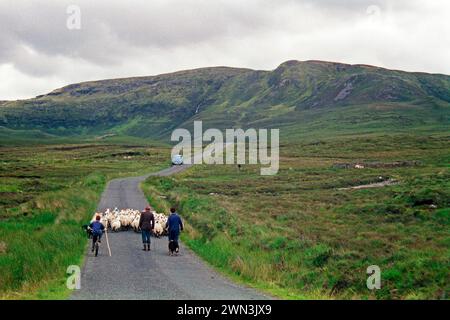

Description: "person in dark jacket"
165 207 183 253
89 215 105 252
139 206 155 251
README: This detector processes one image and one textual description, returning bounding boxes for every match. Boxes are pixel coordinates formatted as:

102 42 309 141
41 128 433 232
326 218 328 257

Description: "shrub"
304 244 333 267
404 188 448 207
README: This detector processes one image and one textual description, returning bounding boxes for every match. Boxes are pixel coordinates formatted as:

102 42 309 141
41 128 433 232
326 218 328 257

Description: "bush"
404 188 449 207
269 236 288 250
156 177 176 192
304 244 333 267
433 208 450 225
83 173 105 190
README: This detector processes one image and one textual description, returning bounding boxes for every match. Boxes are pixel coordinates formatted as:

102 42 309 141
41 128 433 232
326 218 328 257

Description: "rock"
334 82 353 101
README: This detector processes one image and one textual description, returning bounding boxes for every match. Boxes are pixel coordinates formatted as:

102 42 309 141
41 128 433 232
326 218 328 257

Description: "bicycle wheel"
95 242 99 257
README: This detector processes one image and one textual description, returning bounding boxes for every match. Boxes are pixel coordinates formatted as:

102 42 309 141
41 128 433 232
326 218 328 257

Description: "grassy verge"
0 173 103 299
142 133 449 299
0 143 169 299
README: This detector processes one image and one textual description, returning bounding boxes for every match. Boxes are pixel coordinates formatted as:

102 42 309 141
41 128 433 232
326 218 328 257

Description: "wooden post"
105 227 112 257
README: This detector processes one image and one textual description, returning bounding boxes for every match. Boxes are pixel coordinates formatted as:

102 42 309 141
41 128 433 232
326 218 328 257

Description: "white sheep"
120 212 133 229
100 217 109 229
153 222 164 237
111 219 121 232
90 208 168 234
131 216 140 232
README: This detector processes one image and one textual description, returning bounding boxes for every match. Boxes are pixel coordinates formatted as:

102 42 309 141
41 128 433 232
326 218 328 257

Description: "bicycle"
88 227 103 257
93 236 101 257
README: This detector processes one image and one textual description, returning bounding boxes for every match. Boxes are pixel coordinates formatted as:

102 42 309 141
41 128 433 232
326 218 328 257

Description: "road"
71 164 270 300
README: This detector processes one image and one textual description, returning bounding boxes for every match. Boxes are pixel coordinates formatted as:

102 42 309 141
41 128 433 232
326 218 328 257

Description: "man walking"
139 206 154 251
166 207 184 255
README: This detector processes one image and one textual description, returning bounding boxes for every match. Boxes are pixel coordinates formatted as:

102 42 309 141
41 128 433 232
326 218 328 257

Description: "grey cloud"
0 0 449 100
1 0 273 60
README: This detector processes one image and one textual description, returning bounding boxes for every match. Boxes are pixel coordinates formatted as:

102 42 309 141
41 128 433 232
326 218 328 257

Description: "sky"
0 0 449 100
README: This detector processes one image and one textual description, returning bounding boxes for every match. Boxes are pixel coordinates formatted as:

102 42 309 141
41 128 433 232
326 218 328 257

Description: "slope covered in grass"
1 61 449 141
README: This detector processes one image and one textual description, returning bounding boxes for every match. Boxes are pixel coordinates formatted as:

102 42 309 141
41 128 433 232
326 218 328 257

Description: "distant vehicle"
171 154 184 165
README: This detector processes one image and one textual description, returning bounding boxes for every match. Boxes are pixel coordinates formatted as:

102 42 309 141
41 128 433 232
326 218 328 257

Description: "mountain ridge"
4 60 449 103
1 60 449 142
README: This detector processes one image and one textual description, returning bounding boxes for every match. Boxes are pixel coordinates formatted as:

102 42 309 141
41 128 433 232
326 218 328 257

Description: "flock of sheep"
91 208 169 237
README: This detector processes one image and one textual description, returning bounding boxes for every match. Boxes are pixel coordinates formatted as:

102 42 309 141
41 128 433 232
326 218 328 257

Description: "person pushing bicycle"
89 215 105 252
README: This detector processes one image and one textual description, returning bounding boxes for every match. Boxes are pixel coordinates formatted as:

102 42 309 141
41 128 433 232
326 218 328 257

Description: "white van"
171 154 184 165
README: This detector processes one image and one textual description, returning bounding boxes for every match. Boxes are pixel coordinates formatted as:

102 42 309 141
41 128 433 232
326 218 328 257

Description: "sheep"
153 222 164 237
111 219 121 232
120 210 135 230
131 216 140 232
119 213 127 226
154 213 168 225
154 213 168 235
100 217 109 229
106 215 114 229
90 208 168 234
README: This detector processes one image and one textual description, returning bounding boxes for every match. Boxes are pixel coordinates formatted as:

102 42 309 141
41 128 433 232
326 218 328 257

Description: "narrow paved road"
71 164 270 300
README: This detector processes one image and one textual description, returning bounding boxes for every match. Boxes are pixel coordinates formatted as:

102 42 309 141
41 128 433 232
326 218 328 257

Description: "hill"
0 60 449 141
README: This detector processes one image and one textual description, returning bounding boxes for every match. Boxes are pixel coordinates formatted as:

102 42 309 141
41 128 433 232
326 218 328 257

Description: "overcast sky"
1 0 449 100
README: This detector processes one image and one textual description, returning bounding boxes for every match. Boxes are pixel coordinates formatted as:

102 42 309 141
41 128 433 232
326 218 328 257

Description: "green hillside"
1 60 449 141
